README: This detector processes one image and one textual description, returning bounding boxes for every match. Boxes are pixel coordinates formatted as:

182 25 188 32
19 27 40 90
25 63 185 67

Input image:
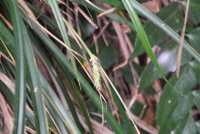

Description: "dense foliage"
0 0 200 134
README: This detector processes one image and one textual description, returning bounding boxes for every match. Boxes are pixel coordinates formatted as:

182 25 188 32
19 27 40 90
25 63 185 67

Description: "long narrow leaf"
45 100 69 134
129 0 200 62
22 25 49 134
40 74 82 134
63 18 140 132
6 1 26 134
73 0 135 30
0 22 37 131
122 0 172 87
30 31 84 132
47 0 79 87
25 14 125 134
57 62 94 134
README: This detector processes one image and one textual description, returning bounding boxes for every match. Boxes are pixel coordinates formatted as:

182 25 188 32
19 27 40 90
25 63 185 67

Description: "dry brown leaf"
142 0 160 13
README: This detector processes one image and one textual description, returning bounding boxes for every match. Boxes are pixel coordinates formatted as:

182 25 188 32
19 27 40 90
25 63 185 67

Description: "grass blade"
47 0 79 85
6 0 26 133
45 100 69 134
122 0 172 88
57 65 94 134
129 0 200 62
23 28 49 134
73 0 135 30
40 74 82 134
29 31 84 132
25 15 125 134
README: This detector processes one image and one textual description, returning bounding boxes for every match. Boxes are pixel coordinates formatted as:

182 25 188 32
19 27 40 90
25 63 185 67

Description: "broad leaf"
192 90 200 110
120 63 143 84
139 40 191 91
131 2 184 58
187 28 200 53
181 0 200 24
156 65 196 134
128 0 200 62
100 45 118 70
189 60 200 84
122 0 174 94
196 122 200 133
173 116 197 134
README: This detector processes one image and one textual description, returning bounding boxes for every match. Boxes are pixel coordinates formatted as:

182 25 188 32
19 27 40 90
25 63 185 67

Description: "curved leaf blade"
6 0 26 133
129 0 200 62
122 0 172 90
25 14 125 134
132 2 184 58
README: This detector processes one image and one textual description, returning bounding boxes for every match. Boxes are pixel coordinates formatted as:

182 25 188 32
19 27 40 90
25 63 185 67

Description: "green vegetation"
0 0 200 134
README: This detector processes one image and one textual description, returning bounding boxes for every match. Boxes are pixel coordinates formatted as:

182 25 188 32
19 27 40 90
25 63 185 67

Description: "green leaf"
0 24 36 131
138 40 191 91
111 88 135 134
131 101 144 117
189 60 200 84
196 122 200 133
173 115 197 134
45 99 69 134
95 0 121 9
99 45 118 69
5 1 26 134
156 65 196 134
47 0 79 92
21 8 82 134
29 27 84 132
81 20 96 39
40 74 82 134
21 23 49 134
192 90 200 110
181 0 200 24
95 0 150 9
25 15 125 134
132 2 184 58
128 0 200 62
187 28 200 53
120 63 143 84
57 65 93 134
0 21 15 51
73 0 135 30
122 0 173 93
158 92 193 134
